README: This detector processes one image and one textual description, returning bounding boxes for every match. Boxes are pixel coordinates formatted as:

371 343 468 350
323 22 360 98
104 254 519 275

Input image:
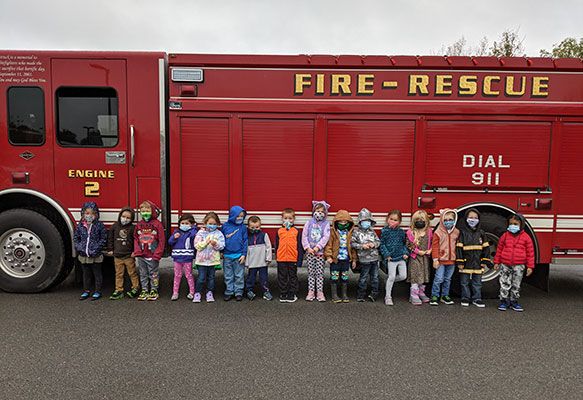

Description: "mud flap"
524 262 549 292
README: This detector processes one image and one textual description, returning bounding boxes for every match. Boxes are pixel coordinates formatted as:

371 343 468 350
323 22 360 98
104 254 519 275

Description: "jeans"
357 261 379 298
195 265 216 294
385 260 407 297
431 264 456 297
223 256 245 296
246 266 269 293
460 272 483 301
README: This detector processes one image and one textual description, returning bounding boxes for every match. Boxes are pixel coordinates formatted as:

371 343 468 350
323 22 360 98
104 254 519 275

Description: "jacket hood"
333 209 354 230
117 206 135 224
357 208 376 226
141 200 160 219
439 208 458 233
510 213 527 234
462 208 481 230
228 205 247 223
312 200 331 217
81 201 100 219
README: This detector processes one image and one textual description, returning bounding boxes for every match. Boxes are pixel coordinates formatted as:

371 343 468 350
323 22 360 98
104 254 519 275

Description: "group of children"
74 200 534 311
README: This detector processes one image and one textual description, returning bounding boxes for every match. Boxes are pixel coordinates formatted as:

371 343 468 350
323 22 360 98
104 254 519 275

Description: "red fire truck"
1 50 582 294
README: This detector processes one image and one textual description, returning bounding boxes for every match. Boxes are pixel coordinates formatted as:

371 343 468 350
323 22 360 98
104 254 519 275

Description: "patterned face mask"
283 220 293 229
314 211 325 221
337 223 350 230
120 217 131 225
141 211 152 221
360 221 371 230
466 218 479 228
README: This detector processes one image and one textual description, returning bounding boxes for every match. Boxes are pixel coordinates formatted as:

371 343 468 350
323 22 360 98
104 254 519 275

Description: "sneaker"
192 292 202 303
357 297 365 302
384 297 393 306
498 300 508 311
288 294 298 303
263 291 273 301
247 291 256 300
224 294 234 302
305 290 315 302
90 292 101 301
235 295 243 302
440 295 454 305
79 291 90 300
187 293 194 300
429 296 439 306
109 291 124 300
279 294 288 303
510 301 523 312
147 290 159 301
171 294 179 301
206 292 215 302
367 294 376 302
126 288 139 298
461 300 470 307
137 290 149 301
317 291 326 302
472 300 485 308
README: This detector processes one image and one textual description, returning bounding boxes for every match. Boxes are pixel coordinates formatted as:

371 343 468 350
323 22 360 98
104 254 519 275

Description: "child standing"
74 201 107 300
430 209 460 306
406 210 433 306
324 209 355 303
221 206 248 301
133 200 165 301
379 209 409 306
456 208 492 308
193 212 225 303
302 201 331 302
351 208 381 302
245 216 273 301
168 214 198 301
107 207 140 300
494 213 534 312
275 208 303 303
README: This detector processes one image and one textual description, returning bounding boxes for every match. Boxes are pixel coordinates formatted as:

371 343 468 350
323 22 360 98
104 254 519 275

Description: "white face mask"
120 217 131 225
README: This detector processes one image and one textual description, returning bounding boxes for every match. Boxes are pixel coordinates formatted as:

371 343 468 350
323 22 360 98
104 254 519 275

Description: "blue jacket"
73 202 107 258
221 206 248 257
379 226 409 262
168 227 198 263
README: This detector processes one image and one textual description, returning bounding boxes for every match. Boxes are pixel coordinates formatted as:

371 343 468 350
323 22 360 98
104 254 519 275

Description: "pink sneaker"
316 291 326 302
192 292 202 303
305 290 315 301
206 292 215 302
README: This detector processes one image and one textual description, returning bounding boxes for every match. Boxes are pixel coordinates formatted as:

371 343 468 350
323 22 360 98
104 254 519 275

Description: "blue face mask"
467 218 479 228
84 215 95 222
236 217 244 225
508 225 520 234
283 220 293 229
180 224 192 231
360 221 371 230
206 224 217 231
249 228 260 234
444 220 455 230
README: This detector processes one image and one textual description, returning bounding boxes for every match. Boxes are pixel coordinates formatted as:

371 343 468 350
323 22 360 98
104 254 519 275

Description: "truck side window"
56 87 118 147
7 86 45 145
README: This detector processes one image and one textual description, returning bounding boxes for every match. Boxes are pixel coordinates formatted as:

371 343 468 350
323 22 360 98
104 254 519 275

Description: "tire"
0 209 66 292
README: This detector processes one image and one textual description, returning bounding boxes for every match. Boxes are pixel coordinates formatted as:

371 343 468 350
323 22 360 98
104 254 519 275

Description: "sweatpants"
499 263 525 302
137 257 159 291
385 260 407 297
306 253 325 293
246 266 269 293
173 261 195 296
277 261 298 295
114 257 139 292
82 263 103 293
330 260 350 284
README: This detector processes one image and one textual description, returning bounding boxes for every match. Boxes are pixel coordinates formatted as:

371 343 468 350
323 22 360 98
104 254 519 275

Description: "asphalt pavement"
1 261 582 399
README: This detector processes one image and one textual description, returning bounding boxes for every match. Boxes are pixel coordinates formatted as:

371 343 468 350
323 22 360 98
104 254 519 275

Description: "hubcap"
0 229 46 278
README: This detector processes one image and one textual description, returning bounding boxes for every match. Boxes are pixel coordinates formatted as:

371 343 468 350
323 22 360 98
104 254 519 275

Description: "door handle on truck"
130 124 135 167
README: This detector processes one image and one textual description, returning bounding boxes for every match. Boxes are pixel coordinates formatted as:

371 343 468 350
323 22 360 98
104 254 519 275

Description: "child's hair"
508 214 521 226
282 208 295 217
387 209 402 222
202 212 220 225
248 215 261 224
313 204 325 212
178 213 195 225
139 201 151 208
410 210 431 245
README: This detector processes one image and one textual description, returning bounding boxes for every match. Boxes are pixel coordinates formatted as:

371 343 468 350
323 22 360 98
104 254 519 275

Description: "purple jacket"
302 200 331 256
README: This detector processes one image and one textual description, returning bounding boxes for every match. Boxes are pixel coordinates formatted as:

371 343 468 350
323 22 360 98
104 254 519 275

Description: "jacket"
194 227 225 266
221 205 248 258
379 225 409 262
302 200 331 256
494 214 535 270
133 200 165 262
74 201 107 258
274 225 303 265
431 208 460 265
245 230 272 268
107 207 136 258
456 208 492 273
350 208 380 263
324 209 356 263
168 226 198 263
406 228 433 258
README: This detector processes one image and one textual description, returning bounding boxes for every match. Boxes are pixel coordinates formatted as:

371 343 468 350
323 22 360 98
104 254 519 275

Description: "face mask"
314 211 325 221
180 224 192 231
141 211 152 221
444 220 455 230
508 225 520 234
414 220 426 229
120 217 131 226
360 221 371 230
337 223 350 230
84 215 95 223
206 224 217 231
388 220 399 229
283 220 293 229
249 228 260 234
467 218 479 228
235 217 244 225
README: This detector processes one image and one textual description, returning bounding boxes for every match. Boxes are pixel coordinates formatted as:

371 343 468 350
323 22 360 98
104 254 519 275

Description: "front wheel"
0 209 66 292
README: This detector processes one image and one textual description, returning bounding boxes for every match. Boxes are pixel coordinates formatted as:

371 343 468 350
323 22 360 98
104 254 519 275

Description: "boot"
418 285 430 303
409 287 422 306
341 283 350 303
331 283 341 303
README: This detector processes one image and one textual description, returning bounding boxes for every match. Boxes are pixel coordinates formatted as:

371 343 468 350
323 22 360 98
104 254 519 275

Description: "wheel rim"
0 228 46 278
482 232 499 282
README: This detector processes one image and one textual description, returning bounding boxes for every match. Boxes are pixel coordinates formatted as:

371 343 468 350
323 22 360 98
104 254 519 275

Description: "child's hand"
131 252 135 257
306 248 314 255
209 239 217 246
327 257 333 264
480 263 486 268
494 263 499 270
403 254 408 260
351 261 357 269
385 257 391 262
313 246 320 253
245 267 249 272
238 255 246 264
107 251 113 256
457 264 464 270
174 232 180 239
433 260 439 269
526 268 533 277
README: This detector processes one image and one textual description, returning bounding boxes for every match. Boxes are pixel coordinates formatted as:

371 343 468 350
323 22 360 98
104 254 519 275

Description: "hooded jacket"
494 213 535 270
133 200 165 262
302 200 331 256
379 222 409 262
324 209 356 263
221 205 248 258
431 208 461 265
107 207 136 258
350 208 380 263
74 201 107 259
168 225 198 263
456 208 492 273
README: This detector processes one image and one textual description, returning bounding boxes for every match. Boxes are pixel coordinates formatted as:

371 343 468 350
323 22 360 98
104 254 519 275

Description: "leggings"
385 260 407 297
173 261 195 295
306 253 325 293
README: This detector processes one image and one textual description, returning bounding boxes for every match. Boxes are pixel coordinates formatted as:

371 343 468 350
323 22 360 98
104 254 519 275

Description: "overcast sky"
0 0 580 56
